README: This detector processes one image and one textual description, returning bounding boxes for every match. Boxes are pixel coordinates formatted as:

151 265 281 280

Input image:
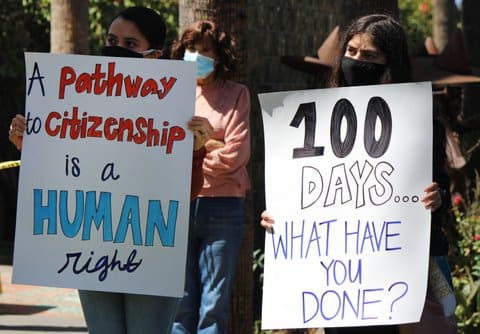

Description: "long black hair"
114 6 166 49
330 14 411 87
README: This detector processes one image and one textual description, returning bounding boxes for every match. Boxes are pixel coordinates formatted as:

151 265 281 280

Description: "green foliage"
1 0 51 127
449 175 480 333
0 0 48 78
22 0 50 53
253 248 265 281
399 0 433 55
399 0 462 55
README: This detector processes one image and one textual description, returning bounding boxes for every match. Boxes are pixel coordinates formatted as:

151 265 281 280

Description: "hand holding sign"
8 114 26 150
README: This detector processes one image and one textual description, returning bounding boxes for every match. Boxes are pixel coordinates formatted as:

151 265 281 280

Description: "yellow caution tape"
0 160 21 170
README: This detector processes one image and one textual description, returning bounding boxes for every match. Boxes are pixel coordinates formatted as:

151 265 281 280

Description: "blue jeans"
79 290 180 334
172 197 245 334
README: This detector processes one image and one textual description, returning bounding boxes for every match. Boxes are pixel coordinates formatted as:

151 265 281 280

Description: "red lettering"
68 107 82 139
124 75 143 97
158 77 177 99
58 64 176 100
147 119 160 147
45 112 62 136
60 112 70 138
140 79 158 97
92 64 107 95
58 66 76 99
44 107 184 151
76 73 93 94
87 116 103 137
166 126 185 154
107 62 123 96
133 117 147 144
104 117 118 140
160 121 169 146
117 118 134 142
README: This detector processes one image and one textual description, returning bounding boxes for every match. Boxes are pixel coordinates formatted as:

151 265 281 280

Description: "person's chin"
197 74 215 86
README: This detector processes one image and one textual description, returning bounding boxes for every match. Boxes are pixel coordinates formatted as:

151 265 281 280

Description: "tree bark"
460 0 480 182
336 0 399 27
461 0 480 124
50 0 89 54
462 0 480 66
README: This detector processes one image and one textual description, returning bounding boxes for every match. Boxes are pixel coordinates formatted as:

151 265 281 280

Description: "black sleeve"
432 118 451 216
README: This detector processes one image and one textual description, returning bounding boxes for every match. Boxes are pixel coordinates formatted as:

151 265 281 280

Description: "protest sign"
12 52 196 297
259 82 432 328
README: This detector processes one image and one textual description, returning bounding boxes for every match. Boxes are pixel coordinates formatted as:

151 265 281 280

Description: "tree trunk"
462 0 480 66
336 0 399 26
460 0 480 191
50 0 89 54
461 0 480 125
433 0 456 52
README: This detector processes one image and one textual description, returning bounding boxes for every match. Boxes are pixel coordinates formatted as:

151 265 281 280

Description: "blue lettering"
114 195 142 245
59 190 84 238
361 288 383 320
320 290 341 320
342 289 360 319
271 219 336 260
302 287 387 323
145 200 178 247
83 191 113 241
33 189 57 235
32 189 177 246
321 259 362 287
385 221 402 251
302 291 320 323
345 220 402 255
344 220 360 254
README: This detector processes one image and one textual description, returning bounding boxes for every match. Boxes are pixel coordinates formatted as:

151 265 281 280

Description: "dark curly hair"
330 14 412 87
171 20 236 79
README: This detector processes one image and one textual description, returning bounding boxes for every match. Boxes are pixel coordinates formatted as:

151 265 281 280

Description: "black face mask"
101 46 143 58
341 56 387 86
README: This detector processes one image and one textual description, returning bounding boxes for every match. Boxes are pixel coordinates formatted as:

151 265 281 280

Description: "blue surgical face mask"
183 50 215 79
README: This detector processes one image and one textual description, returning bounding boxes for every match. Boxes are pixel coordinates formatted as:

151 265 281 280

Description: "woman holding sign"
9 6 213 334
261 14 455 334
170 20 251 334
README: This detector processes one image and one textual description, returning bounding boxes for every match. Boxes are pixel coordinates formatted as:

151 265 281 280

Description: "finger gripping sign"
13 52 196 297
259 82 432 329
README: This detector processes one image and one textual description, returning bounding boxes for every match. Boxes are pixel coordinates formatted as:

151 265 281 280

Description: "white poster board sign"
260 82 432 328
13 52 196 297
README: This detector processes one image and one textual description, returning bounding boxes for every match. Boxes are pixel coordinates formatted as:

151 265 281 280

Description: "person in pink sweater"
170 20 251 334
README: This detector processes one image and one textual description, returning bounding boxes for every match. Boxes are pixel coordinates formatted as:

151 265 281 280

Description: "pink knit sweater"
195 79 251 198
